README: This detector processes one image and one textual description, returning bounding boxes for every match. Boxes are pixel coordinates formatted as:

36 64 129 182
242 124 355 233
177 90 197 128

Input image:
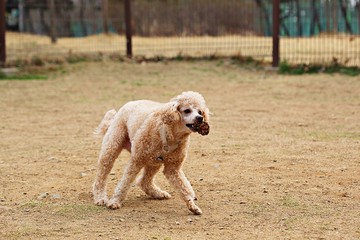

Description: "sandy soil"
0 61 359 239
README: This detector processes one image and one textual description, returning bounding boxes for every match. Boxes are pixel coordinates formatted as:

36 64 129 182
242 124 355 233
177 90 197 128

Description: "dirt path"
1 61 359 239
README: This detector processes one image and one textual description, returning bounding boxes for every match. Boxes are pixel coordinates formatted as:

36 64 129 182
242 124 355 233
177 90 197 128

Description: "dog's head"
163 91 210 135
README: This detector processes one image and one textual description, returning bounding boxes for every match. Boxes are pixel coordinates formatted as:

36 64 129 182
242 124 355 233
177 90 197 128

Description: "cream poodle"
92 91 210 215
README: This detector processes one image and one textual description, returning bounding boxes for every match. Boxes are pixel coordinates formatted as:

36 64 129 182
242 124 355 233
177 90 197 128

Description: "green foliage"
279 61 360 76
0 73 48 81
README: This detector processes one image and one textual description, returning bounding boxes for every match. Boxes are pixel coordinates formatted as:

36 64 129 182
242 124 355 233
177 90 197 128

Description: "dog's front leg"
163 166 202 215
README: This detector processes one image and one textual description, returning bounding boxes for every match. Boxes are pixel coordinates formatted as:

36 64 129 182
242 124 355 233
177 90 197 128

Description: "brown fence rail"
1 0 360 67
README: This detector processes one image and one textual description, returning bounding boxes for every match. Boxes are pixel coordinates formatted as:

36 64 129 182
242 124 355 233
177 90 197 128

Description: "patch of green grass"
231 55 256 64
336 131 360 139
4 225 38 239
307 131 332 141
20 200 46 208
337 66 360 76
308 130 360 141
134 79 146 86
54 203 104 220
129 77 164 87
0 63 64 80
174 52 184 61
282 195 300 208
0 74 48 81
279 61 360 76
247 203 267 217
0 71 5 79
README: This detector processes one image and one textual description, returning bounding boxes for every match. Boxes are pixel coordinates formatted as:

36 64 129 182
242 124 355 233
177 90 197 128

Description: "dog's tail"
94 109 117 137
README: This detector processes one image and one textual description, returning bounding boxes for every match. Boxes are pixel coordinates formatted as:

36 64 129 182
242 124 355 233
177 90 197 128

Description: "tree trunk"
333 0 338 33
310 0 321 35
255 0 271 36
339 0 352 33
295 0 302 36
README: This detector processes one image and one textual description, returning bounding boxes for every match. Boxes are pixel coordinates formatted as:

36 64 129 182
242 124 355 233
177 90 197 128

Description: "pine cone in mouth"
193 122 210 135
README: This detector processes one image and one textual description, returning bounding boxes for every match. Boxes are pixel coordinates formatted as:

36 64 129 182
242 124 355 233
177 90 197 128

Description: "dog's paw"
93 193 108 206
189 205 202 215
186 200 202 215
106 199 122 210
94 198 108 206
151 190 172 200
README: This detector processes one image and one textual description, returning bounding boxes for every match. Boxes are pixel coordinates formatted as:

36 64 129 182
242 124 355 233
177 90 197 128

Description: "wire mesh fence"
2 0 360 66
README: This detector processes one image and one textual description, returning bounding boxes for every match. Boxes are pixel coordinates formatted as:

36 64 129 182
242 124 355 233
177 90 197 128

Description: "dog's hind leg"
137 165 171 200
107 159 143 209
92 123 127 206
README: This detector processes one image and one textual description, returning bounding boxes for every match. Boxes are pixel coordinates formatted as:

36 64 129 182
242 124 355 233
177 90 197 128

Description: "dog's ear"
162 102 181 125
202 107 210 123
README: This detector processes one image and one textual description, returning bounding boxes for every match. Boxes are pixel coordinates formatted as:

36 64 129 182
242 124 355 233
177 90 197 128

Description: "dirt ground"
0 61 359 239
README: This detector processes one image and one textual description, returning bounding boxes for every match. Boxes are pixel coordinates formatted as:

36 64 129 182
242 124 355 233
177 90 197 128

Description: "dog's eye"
184 109 191 114
198 110 203 115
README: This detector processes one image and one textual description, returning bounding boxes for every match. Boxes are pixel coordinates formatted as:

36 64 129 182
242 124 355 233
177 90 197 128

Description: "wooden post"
48 0 57 43
0 0 5 66
272 0 280 67
124 0 132 57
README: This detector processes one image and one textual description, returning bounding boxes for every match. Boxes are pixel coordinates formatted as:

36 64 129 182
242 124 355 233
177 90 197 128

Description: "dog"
92 91 210 215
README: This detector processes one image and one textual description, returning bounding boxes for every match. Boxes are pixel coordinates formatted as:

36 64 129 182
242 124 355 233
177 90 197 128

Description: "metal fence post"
272 0 280 67
124 0 132 58
19 0 24 32
48 0 57 44
102 0 109 34
0 0 5 66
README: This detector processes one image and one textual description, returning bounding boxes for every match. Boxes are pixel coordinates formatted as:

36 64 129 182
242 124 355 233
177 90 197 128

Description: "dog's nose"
196 116 203 123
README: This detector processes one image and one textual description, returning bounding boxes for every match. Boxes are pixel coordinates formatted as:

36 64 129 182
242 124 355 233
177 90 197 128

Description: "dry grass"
6 32 360 66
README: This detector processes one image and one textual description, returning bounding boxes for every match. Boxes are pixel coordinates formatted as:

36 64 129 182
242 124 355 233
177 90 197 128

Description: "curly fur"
92 91 210 215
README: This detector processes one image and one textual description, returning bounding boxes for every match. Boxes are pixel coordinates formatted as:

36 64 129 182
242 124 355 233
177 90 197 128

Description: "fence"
1 0 360 67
